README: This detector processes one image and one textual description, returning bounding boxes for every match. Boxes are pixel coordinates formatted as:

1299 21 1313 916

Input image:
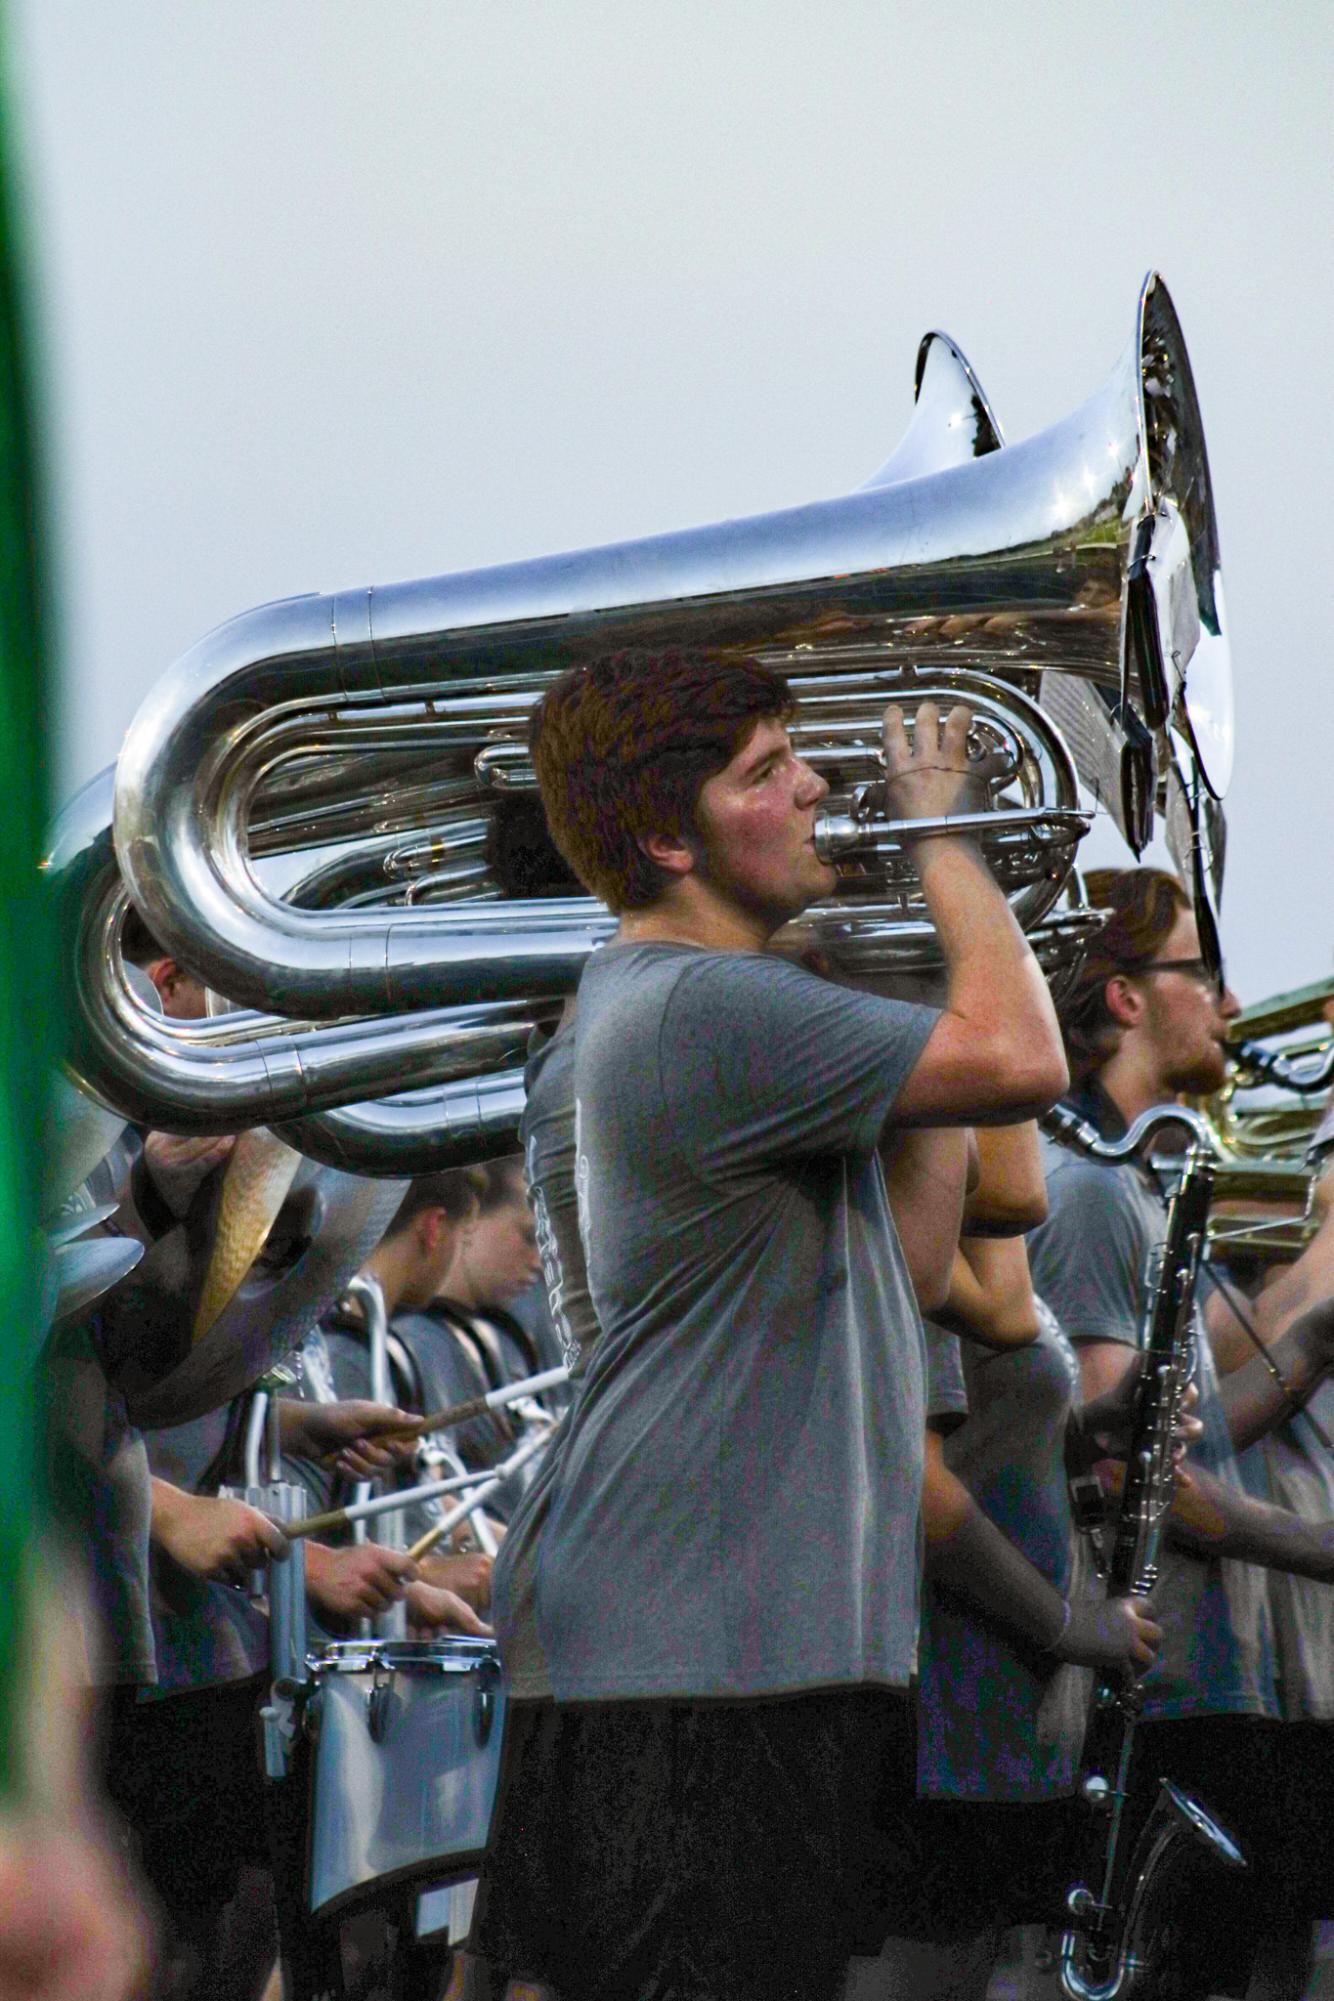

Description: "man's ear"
639 830 696 879
145 956 182 1008
1103 973 1146 1031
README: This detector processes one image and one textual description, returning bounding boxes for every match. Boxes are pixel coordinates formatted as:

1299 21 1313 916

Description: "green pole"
0 2 59 1797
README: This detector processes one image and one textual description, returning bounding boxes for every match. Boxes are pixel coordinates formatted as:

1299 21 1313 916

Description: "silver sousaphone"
58 273 1231 1173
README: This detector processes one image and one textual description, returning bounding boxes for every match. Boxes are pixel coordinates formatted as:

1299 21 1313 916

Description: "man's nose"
1218 982 1242 1021
795 760 828 807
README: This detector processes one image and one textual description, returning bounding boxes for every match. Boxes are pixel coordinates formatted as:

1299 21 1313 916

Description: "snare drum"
305 1637 504 1918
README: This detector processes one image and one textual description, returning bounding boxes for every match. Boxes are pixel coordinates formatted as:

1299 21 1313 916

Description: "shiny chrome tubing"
814 803 1090 864
61 840 537 1132
111 275 1221 1021
344 1270 407 1638
1231 1036 1334 1095
1040 1100 1219 1165
858 327 1004 486
277 1070 529 1175
1058 1781 1244 2001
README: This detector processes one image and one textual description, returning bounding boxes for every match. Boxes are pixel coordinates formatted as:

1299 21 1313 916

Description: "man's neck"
1096 1042 1177 1131
361 1243 410 1321
615 881 778 956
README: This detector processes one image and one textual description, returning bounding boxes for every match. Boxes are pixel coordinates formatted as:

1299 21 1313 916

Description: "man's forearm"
1169 1464 1334 1582
1217 1303 1334 1453
927 1493 1068 1652
1207 1206 1334 1372
915 835 1066 1114
149 1476 192 1543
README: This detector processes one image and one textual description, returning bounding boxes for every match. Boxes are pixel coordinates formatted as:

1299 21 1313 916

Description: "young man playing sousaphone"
466 647 1069 2001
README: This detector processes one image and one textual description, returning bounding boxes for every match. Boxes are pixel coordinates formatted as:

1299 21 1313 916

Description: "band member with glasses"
469 647 1068 2001
1028 866 1334 2001
847 1118 1165 2000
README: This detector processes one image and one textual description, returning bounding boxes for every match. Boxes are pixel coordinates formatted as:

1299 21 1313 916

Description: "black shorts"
890 1792 1082 1941
1267 1720 1334 1919
104 1672 272 1920
470 1686 917 2001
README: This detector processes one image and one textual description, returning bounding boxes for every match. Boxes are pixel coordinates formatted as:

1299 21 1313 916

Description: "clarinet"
1041 1103 1244 2001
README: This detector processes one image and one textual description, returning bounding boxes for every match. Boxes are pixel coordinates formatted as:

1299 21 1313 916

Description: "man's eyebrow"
739 738 786 777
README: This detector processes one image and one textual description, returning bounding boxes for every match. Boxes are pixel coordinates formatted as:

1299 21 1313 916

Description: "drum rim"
307 1635 499 1676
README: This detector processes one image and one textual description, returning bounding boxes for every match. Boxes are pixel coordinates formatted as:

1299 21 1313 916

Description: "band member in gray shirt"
473 647 1068 2001
1029 866 1334 2000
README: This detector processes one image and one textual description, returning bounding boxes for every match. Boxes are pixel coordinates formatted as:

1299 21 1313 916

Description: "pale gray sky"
12 0 1332 1002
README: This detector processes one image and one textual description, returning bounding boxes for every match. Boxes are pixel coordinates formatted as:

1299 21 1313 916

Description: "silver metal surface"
108 274 1225 1032
305 1637 504 1917
49 1235 144 1323
344 1270 408 1638
859 327 1004 487
54 281 1230 1167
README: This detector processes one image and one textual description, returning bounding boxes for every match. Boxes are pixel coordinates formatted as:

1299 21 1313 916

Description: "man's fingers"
255 1517 289 1560
939 704 972 762
356 1406 417 1436
881 706 910 769
445 1596 490 1637
913 700 941 756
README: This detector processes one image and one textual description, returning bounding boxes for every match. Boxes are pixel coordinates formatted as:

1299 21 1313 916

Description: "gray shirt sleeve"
1027 1158 1150 1349
924 1320 969 1429
658 953 939 1173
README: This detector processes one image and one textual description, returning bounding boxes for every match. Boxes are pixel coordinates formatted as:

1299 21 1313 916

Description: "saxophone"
1041 1102 1245 2001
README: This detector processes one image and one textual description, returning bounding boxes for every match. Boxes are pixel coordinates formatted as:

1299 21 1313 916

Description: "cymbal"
47 1202 120 1247
52 1236 144 1324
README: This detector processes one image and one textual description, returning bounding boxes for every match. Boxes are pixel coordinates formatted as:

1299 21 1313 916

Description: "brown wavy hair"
1058 867 1191 1080
529 648 793 911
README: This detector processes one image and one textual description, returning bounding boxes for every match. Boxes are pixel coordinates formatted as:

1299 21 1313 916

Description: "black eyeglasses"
1127 956 1226 995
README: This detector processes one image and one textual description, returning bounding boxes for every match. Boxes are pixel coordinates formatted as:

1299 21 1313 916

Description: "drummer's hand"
279 1399 418 1480
142 1130 235 1218
150 1481 288 1584
420 1550 493 1612
304 1541 418 1620
405 1580 493 1639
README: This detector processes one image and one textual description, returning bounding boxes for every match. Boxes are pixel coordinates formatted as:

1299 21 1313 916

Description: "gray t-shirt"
1028 1137 1278 1724
918 1304 1092 1801
1258 1381 1334 1720
534 942 938 1702
43 1314 157 1687
139 1403 269 1699
924 1320 968 1430
493 1025 592 1701
522 1026 600 1374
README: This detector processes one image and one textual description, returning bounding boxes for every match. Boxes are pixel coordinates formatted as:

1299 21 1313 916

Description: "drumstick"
407 1430 550 1561
383 1363 570 1444
284 1464 487 1541
283 1420 554 1542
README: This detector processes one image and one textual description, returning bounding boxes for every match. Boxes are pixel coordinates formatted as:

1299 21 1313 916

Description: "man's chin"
1172 1054 1230 1098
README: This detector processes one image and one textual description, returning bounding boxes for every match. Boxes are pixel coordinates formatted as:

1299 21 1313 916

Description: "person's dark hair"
529 647 793 911
475 1156 527 1216
385 1167 487 1239
485 792 581 899
1059 867 1192 1079
121 903 165 970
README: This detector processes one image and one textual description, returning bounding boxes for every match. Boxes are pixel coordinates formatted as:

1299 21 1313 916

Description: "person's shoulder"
1039 1147 1148 1243
523 1020 575 1104
577 942 702 1023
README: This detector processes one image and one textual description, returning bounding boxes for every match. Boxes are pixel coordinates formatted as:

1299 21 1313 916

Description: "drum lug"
367 1667 395 1744
474 1657 500 1746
